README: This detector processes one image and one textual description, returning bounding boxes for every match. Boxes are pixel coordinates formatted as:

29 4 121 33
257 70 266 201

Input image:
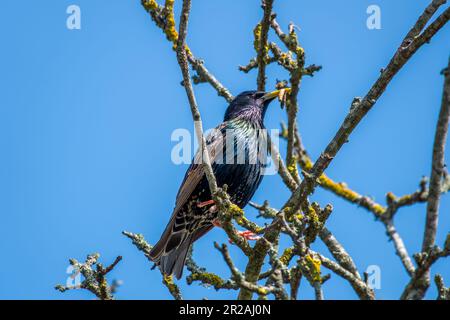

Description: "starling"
149 90 281 279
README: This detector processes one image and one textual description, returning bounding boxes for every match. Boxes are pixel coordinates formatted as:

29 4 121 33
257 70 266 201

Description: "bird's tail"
157 240 192 280
150 221 213 279
149 221 192 279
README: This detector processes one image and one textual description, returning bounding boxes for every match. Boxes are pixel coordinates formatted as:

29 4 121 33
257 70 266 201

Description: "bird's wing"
173 122 226 213
148 123 227 272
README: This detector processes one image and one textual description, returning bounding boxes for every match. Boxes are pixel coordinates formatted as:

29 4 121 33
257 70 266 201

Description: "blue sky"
0 0 449 300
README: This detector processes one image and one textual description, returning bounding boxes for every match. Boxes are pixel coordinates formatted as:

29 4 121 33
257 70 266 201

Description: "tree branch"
238 2 450 300
284 5 450 219
319 227 361 279
215 242 285 298
55 253 122 300
435 274 450 300
176 0 218 196
122 231 183 300
256 0 274 91
185 247 239 291
404 56 450 299
423 57 450 253
141 0 234 102
401 238 450 299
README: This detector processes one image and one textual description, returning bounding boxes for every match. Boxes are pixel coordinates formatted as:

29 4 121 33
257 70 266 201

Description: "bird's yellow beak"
262 88 291 101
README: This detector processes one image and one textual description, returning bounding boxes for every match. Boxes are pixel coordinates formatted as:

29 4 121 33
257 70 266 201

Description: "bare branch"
319 227 361 279
402 56 450 299
383 220 416 276
269 137 298 191
401 240 450 299
214 242 285 298
284 6 450 218
122 231 183 300
187 55 234 102
238 3 450 300
250 200 278 219
435 274 450 300
423 57 450 253
402 0 448 44
185 247 239 291
141 0 234 102
270 17 306 173
176 0 218 196
239 56 277 73
318 254 374 300
281 213 374 300
256 0 274 91
55 253 122 300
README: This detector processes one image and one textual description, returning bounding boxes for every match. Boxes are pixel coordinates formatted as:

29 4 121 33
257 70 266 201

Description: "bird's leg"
230 230 261 242
211 219 260 241
212 220 260 241
197 199 215 208
197 199 218 214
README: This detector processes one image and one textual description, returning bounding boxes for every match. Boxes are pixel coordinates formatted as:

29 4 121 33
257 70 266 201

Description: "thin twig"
176 0 218 195
383 220 416 276
238 3 450 300
141 0 234 102
284 5 450 219
434 274 450 300
122 231 183 300
404 56 450 299
185 247 239 291
401 241 450 299
55 253 122 300
214 242 285 298
256 0 274 91
319 227 361 279
423 57 450 253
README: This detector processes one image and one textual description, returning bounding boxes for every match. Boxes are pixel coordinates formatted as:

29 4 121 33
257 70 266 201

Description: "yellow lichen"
295 142 387 217
190 272 224 288
317 172 386 216
372 204 386 216
302 157 313 170
287 156 299 177
304 206 321 245
295 46 305 58
143 0 159 11
386 192 396 203
283 206 292 217
253 23 269 59
319 175 353 199
257 287 268 295
229 203 244 215
280 247 294 265
232 207 263 234
305 254 321 282
162 274 180 296
307 206 319 224
163 274 174 284
287 31 305 59
253 23 262 52
164 0 178 43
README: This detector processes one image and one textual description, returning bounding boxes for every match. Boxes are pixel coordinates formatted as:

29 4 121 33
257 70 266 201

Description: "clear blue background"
0 0 449 300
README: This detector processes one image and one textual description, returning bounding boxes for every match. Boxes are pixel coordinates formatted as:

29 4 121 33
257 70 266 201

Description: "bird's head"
224 90 283 124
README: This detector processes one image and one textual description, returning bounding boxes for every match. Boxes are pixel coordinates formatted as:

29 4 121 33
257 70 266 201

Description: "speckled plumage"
150 91 276 279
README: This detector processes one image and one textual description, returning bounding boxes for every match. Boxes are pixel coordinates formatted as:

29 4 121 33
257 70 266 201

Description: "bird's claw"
229 230 261 243
197 199 215 208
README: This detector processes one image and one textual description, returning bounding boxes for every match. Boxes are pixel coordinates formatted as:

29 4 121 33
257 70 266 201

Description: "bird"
149 89 282 279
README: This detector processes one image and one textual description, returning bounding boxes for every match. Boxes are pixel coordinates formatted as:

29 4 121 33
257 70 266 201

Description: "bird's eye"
254 92 265 99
